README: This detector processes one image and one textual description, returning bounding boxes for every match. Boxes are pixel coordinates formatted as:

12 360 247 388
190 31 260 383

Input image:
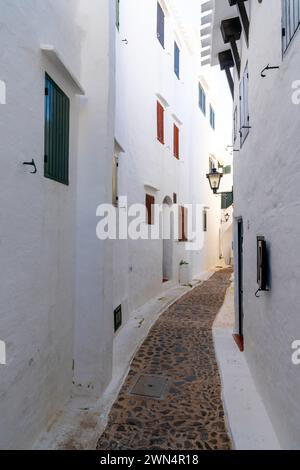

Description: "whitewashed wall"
114 0 230 325
0 0 114 449
232 0 300 449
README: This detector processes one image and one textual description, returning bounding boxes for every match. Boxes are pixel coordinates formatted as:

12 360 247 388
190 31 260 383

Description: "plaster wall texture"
0 0 115 448
114 0 232 324
231 0 300 449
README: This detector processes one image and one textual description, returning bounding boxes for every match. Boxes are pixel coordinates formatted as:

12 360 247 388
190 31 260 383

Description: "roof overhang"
200 0 238 66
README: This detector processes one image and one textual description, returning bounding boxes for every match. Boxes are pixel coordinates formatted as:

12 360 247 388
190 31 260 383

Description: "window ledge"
41 45 85 95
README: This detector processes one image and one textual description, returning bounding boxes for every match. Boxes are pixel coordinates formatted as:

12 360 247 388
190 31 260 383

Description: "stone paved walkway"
97 269 233 450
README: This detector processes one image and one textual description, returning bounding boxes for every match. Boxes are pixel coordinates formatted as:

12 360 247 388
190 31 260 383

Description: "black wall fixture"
221 17 242 77
255 236 270 297
114 305 122 332
228 0 250 45
261 64 280 78
219 50 235 99
23 159 37 174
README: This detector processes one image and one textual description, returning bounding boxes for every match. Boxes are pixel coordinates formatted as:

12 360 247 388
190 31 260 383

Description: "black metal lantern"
206 168 223 194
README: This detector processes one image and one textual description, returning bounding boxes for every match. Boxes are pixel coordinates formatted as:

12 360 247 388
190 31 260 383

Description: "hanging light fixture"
206 168 223 194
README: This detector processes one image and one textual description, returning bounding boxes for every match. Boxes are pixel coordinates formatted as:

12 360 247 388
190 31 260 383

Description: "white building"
208 0 300 449
113 0 233 329
0 0 115 449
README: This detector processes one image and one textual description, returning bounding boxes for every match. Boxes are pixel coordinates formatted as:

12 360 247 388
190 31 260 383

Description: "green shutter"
221 192 233 209
44 74 70 185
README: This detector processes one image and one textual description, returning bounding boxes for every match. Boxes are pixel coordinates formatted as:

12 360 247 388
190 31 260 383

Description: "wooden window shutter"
146 194 155 225
179 206 188 242
157 2 165 48
173 124 179 159
44 74 70 185
157 101 164 144
174 42 180 79
116 0 120 30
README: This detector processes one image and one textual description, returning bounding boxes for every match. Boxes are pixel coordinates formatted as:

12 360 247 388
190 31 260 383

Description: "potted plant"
179 260 190 285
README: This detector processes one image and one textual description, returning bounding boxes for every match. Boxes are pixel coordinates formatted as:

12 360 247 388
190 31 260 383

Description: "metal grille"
44 74 70 185
282 0 300 54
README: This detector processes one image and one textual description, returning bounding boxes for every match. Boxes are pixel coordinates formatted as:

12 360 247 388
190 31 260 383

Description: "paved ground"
97 269 233 450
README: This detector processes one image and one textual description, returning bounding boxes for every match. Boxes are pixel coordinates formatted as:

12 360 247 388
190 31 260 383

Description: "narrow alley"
1 0 300 457
97 269 232 450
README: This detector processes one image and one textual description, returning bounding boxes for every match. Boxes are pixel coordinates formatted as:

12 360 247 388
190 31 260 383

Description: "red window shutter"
157 101 164 144
179 206 188 242
173 124 179 159
146 194 155 225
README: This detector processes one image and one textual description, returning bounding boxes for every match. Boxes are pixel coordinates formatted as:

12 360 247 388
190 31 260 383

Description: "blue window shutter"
44 74 70 185
174 42 180 79
199 84 206 115
157 3 165 48
282 0 300 53
210 105 215 130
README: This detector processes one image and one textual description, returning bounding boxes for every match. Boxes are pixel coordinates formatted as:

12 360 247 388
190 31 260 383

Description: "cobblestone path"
97 269 233 450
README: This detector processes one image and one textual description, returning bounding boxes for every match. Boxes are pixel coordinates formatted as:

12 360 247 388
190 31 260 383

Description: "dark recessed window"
203 210 208 232
157 2 165 48
239 63 250 147
199 84 206 115
44 74 70 185
209 105 216 130
146 194 155 225
179 206 188 242
174 42 180 79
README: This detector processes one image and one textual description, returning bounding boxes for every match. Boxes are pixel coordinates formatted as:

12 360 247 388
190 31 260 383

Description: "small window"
146 194 155 225
44 74 70 185
239 63 250 147
173 193 177 204
199 84 206 115
112 155 118 206
203 209 208 232
179 206 188 242
282 0 300 54
209 105 215 130
174 42 180 79
173 124 180 159
157 101 165 144
157 2 165 48
116 0 120 31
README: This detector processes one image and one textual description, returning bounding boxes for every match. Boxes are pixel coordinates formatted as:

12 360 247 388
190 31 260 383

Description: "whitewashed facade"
208 0 300 449
0 0 115 449
113 0 233 326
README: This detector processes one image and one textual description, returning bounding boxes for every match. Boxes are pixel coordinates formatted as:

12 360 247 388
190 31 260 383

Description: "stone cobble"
97 269 233 450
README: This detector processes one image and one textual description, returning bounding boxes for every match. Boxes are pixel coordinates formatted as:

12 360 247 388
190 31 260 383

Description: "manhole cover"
129 375 170 400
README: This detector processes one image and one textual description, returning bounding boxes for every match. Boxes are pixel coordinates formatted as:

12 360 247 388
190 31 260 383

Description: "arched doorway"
162 196 173 282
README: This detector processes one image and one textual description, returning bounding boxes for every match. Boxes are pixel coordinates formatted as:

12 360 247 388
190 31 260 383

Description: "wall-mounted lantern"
206 168 223 194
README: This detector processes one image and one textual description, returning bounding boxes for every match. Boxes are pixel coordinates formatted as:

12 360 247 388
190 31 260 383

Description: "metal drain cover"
130 375 170 400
